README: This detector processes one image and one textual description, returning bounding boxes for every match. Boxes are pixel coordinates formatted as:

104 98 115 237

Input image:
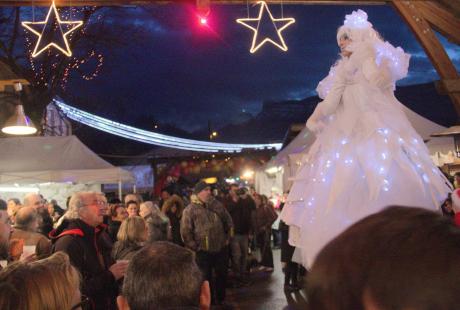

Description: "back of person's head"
14 206 38 230
124 193 142 205
117 216 147 243
0 251 81 310
119 241 210 310
139 201 154 214
307 206 460 310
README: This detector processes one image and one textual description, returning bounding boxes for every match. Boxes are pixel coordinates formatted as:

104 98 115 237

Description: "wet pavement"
226 249 309 310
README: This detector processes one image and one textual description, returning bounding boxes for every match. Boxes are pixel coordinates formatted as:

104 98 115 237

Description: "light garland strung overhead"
54 99 282 153
236 1 295 53
22 1 83 57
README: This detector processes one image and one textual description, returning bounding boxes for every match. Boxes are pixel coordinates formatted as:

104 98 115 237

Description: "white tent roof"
266 106 453 169
0 136 134 184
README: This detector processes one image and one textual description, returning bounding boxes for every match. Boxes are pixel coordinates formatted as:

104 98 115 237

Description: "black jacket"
50 219 118 310
226 196 255 235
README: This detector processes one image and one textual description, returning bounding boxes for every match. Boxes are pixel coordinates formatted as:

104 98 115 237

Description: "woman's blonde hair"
0 252 80 310
117 216 147 243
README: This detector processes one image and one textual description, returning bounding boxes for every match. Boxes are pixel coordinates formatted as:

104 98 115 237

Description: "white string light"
54 99 282 153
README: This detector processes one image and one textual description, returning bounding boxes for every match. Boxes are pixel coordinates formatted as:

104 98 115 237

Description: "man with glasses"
51 191 128 310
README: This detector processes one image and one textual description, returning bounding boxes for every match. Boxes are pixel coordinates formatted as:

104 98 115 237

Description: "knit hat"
451 189 460 213
193 181 210 195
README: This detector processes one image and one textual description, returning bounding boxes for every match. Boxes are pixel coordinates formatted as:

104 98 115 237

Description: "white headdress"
336 9 379 47
336 9 410 82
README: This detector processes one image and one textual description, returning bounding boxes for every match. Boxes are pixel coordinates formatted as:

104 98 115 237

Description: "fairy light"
343 9 372 29
383 179 390 191
24 5 103 91
22 1 83 57
54 99 282 152
422 174 430 184
236 1 295 53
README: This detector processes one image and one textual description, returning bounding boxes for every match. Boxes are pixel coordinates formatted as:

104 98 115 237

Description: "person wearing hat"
181 180 234 308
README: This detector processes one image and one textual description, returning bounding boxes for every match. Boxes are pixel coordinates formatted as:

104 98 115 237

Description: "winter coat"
50 219 118 310
11 226 51 259
254 204 278 234
167 212 184 246
181 196 233 253
226 196 256 235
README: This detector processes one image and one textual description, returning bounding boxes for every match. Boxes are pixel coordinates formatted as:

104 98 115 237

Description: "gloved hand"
306 103 325 133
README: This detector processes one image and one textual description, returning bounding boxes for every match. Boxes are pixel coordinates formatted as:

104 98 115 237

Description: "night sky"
57 3 460 133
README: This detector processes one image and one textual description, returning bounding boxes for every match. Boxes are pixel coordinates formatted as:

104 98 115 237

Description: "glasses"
71 295 91 310
86 201 107 207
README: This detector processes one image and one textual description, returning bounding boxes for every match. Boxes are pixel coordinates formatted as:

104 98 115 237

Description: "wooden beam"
416 1 460 45
437 0 460 20
0 0 387 6
435 79 460 95
0 78 30 91
392 1 460 117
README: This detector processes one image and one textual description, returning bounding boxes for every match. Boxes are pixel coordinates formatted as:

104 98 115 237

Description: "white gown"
280 41 452 268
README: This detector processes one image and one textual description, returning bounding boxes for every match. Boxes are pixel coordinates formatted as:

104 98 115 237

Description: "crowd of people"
0 180 459 309
0 182 291 309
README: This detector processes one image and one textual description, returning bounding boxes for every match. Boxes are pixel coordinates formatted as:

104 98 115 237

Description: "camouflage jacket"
181 196 233 253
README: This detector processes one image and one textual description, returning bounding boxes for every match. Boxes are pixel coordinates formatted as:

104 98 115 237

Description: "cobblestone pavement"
225 249 309 310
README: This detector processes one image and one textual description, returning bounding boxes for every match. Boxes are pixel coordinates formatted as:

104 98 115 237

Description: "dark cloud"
66 4 460 132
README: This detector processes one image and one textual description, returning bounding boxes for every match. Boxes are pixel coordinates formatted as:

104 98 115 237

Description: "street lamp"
209 131 218 140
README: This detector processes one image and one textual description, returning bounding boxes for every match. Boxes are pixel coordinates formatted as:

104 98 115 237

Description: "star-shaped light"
22 1 83 57
236 1 295 53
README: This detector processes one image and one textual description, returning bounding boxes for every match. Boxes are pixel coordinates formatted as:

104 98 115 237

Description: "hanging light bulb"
1 83 37 135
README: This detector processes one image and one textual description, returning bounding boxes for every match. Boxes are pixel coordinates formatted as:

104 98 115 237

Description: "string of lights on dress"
280 10 452 268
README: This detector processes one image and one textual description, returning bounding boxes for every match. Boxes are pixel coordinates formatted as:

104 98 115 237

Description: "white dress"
280 41 452 268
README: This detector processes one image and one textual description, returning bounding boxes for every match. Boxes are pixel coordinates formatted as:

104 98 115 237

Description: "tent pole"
118 180 122 200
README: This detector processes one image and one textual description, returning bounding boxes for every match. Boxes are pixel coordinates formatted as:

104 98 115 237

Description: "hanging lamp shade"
2 104 37 135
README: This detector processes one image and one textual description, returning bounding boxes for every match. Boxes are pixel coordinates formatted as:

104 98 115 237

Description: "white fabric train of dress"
280 42 452 268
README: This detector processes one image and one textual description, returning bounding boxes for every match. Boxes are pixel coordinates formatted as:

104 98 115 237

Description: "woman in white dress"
280 9 452 268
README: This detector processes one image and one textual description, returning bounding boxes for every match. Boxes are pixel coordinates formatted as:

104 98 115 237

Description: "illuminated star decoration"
22 1 83 57
236 1 295 53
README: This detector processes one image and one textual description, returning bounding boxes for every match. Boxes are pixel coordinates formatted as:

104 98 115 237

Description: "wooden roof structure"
0 0 458 117
0 61 29 91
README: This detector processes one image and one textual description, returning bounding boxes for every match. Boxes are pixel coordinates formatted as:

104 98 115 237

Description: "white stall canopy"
0 135 134 184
